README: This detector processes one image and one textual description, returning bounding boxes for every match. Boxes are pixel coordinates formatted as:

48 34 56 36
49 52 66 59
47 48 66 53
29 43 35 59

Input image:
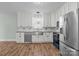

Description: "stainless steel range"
59 9 79 56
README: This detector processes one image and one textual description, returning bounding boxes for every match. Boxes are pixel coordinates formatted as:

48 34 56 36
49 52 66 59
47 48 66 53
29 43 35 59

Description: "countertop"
16 27 60 33
16 29 60 33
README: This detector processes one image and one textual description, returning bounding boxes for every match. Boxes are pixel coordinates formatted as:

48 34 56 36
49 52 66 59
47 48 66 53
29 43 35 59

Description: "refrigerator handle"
63 17 66 41
64 36 66 41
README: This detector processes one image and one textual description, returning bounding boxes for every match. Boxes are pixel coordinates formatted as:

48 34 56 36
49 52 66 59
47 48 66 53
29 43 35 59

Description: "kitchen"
0 2 79 56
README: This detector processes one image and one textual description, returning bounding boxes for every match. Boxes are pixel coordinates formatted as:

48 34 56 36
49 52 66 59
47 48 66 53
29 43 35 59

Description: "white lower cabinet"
43 32 53 42
16 33 24 43
38 35 44 42
16 32 53 43
32 35 44 43
50 33 53 42
32 35 39 43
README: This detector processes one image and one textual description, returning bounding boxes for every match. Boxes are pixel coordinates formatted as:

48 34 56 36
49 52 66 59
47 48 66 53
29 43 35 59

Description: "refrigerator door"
60 42 79 56
63 10 78 50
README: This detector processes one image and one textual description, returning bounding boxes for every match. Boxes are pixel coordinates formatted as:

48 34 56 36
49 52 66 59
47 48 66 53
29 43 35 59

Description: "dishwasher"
24 32 32 43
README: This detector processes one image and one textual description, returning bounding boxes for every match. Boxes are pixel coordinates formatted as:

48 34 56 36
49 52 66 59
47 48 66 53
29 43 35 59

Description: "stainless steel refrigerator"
59 9 79 56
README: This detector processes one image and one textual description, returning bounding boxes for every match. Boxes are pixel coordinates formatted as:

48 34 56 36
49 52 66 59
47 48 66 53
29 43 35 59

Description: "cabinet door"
49 33 53 42
43 33 48 42
47 33 53 42
38 35 44 42
16 33 21 43
43 33 53 42
21 33 24 43
32 35 38 43
44 13 51 27
43 33 46 42
68 2 77 13
16 33 24 43
51 13 56 27
64 3 69 14
16 33 20 43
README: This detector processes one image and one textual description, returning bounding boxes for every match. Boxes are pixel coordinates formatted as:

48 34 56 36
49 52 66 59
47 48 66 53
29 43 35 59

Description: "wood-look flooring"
0 41 60 56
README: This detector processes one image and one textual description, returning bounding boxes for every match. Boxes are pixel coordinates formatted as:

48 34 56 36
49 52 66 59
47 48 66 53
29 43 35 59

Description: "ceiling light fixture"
36 11 40 13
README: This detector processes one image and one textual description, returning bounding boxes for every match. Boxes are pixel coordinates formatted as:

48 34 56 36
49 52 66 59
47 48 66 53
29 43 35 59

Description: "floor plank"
0 42 60 56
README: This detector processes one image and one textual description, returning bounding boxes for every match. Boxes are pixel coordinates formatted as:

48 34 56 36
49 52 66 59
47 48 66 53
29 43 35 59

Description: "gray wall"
0 12 17 41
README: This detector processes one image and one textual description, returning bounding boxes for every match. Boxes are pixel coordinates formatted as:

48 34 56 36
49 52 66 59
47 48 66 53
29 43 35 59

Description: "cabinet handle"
64 36 66 41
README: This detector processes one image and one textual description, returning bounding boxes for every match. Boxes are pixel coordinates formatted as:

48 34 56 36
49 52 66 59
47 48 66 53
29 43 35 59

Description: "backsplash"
17 25 58 32
17 26 32 30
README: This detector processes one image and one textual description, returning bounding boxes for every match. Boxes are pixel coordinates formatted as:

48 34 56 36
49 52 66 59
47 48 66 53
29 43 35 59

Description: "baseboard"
0 40 53 44
20 42 53 44
0 39 16 41
0 39 53 44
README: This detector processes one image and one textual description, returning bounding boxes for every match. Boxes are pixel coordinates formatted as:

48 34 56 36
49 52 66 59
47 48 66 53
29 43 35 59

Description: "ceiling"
0 2 65 13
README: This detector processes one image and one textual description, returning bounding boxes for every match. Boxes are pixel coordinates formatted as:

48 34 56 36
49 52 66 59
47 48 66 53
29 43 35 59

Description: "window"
32 13 43 29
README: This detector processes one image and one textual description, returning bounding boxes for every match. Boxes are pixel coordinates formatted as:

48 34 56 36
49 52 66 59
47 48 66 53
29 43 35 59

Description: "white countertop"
16 29 60 33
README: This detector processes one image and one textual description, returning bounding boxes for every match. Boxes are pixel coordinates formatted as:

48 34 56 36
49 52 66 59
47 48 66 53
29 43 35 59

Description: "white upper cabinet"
77 2 79 8
63 2 77 15
17 11 52 28
54 2 77 22
43 13 51 27
50 2 77 28
50 13 57 27
17 11 32 27
68 2 77 12
44 12 57 27
64 3 68 14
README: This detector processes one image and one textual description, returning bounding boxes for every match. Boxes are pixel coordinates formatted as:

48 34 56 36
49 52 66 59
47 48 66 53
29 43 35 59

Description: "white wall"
0 12 17 41
17 11 32 27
